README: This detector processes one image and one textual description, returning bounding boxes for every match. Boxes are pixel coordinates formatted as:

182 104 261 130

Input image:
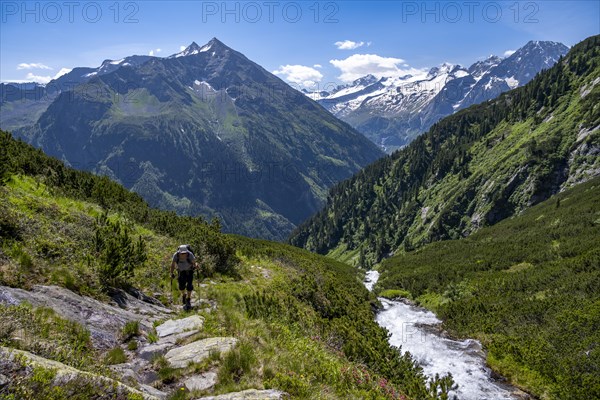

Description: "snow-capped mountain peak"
305 39 569 153
170 38 230 59
468 55 503 81
427 62 457 79
171 41 203 58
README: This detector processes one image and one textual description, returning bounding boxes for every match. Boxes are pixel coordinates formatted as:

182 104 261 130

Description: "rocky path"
0 285 288 399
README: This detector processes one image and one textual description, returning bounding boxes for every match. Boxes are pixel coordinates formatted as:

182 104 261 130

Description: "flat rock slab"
165 337 238 368
183 370 218 391
159 329 198 345
0 285 169 349
156 315 204 338
195 389 288 399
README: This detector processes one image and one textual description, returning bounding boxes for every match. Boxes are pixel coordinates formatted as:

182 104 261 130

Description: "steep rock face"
8 38 383 240
311 41 569 152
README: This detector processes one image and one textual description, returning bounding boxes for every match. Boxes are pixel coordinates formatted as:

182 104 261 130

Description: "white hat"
178 245 189 253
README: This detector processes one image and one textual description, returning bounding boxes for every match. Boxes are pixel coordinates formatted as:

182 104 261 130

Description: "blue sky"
1 1 599 88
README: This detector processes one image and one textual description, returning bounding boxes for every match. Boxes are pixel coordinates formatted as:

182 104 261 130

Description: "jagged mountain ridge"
291 35 600 264
309 40 569 152
6 38 383 241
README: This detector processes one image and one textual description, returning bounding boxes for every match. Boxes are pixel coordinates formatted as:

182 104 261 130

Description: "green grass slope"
290 35 600 266
376 176 600 399
0 131 452 399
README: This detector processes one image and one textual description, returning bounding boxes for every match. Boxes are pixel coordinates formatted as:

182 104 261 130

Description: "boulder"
195 389 288 399
156 315 204 338
138 342 173 361
165 337 238 368
183 370 218 391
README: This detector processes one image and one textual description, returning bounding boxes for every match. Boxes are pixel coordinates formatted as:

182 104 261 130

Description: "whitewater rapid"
364 270 521 400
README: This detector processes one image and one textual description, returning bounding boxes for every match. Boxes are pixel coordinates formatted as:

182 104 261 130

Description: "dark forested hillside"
290 35 600 265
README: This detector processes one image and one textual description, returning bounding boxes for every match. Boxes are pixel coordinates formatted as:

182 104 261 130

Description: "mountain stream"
364 270 526 400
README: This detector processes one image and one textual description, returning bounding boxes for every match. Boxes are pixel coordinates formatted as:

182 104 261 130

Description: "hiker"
170 244 197 310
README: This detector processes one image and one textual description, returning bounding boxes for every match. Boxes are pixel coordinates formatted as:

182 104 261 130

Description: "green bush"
127 341 138 351
0 201 21 242
217 342 256 385
265 371 311 397
153 355 181 384
147 331 159 344
94 213 147 291
379 289 412 300
121 321 140 341
166 387 188 400
104 347 127 365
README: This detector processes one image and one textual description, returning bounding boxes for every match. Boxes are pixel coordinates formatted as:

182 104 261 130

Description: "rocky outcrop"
165 337 238 368
0 285 171 349
0 287 276 399
0 346 160 400
156 315 204 338
195 389 288 399
110 287 173 315
137 315 205 361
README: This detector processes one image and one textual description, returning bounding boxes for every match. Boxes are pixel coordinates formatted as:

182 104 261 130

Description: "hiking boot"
181 294 187 305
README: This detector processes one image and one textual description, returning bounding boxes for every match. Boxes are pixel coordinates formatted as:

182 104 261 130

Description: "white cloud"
330 53 426 82
504 49 516 57
17 63 52 70
273 64 324 88
335 40 366 50
24 72 52 84
313 64 322 68
180 45 186 51
18 68 72 84
149 48 162 56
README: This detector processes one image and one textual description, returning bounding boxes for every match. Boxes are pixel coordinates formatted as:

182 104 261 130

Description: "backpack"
176 244 195 263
